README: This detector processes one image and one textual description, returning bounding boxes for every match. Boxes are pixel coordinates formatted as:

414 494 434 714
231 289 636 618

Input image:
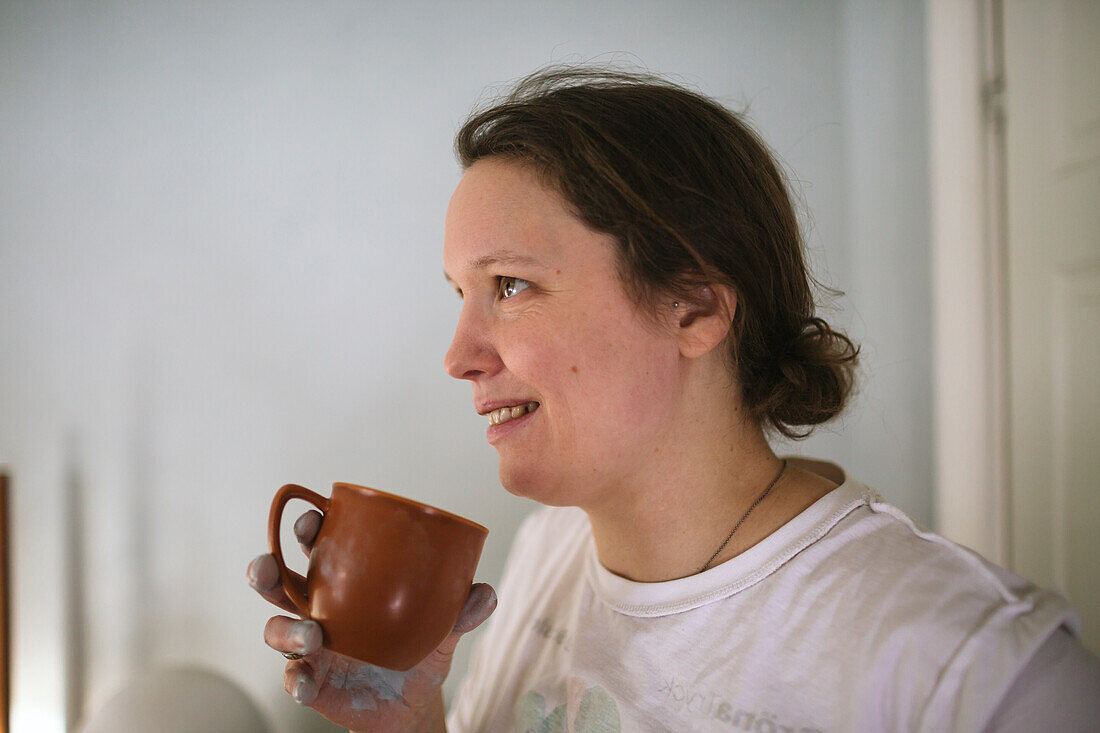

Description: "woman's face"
443 158 684 508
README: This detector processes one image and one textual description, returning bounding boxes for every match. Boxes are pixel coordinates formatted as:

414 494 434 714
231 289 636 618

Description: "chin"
497 462 577 508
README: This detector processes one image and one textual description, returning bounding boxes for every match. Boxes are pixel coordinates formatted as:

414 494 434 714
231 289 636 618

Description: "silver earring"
672 301 680 308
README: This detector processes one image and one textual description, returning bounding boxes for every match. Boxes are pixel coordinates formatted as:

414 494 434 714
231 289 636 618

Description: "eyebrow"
443 250 549 285
469 251 547 269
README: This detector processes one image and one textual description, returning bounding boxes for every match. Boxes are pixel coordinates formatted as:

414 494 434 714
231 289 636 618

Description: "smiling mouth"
487 402 539 426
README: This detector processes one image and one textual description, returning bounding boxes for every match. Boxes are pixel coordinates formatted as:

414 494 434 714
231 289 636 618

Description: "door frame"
926 0 1010 564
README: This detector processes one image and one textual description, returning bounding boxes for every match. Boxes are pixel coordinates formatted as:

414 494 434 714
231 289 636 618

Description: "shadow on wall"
76 664 350 732
78 666 270 733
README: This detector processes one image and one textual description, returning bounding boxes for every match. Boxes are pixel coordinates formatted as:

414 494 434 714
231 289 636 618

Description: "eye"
497 276 531 299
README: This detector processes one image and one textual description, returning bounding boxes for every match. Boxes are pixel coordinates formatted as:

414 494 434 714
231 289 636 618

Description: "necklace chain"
699 459 788 573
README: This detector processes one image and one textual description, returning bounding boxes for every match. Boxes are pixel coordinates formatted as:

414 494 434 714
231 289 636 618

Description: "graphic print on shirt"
516 676 621 733
532 615 574 652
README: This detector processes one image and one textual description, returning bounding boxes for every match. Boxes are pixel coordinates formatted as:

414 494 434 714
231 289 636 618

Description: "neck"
582 395 790 582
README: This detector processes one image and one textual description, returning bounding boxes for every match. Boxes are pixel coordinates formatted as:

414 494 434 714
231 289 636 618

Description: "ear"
674 284 737 360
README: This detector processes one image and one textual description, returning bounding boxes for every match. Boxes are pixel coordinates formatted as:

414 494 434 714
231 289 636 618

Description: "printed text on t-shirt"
658 676 822 733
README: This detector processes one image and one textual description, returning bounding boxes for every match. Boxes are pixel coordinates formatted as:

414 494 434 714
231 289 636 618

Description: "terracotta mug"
267 482 488 671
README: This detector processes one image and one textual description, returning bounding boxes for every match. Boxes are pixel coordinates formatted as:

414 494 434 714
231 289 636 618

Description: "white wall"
0 2 928 731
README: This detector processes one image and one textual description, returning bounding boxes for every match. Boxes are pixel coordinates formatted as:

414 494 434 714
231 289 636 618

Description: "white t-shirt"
448 479 1084 732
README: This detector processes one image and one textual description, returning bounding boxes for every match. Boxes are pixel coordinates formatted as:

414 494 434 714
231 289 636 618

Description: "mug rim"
331 482 488 535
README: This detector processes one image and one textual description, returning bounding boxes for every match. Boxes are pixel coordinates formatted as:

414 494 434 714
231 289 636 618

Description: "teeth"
488 402 539 426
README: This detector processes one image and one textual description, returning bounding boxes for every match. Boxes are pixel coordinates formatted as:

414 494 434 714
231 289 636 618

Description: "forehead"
448 157 566 216
443 159 580 269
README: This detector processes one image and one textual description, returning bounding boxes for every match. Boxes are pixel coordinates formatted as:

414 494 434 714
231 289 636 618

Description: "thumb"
451 583 497 634
424 583 497 672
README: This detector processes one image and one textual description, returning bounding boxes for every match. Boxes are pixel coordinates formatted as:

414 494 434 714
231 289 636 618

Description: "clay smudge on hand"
326 662 409 711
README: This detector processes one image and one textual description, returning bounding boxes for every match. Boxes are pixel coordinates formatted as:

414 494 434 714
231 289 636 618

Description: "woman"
247 68 1099 731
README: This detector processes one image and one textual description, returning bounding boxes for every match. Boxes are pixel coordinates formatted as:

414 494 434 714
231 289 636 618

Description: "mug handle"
267 483 331 617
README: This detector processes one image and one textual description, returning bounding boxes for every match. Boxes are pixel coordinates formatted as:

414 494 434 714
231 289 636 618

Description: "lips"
485 401 540 426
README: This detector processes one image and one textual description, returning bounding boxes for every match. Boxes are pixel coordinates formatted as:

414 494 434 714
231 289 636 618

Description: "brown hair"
455 66 858 439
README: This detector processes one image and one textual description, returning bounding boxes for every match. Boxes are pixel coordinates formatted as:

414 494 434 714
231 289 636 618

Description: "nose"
444 303 500 381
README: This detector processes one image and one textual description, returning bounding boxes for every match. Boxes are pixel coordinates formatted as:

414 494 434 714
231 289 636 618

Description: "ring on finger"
281 651 305 661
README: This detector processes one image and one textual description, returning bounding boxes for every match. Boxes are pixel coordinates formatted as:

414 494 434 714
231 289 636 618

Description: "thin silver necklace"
699 459 788 573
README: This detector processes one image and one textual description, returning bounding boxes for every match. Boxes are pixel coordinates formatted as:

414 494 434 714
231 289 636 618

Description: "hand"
247 511 496 732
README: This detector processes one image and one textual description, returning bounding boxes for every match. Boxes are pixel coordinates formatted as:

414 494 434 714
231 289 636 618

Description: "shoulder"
809 481 1080 729
825 484 1076 647
812 485 1064 613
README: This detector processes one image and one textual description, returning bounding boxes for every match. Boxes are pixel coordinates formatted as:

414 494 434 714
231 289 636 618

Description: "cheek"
552 323 680 434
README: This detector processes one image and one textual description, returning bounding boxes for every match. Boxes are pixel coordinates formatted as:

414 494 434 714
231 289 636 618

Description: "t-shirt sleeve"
981 626 1100 732
917 583 1082 731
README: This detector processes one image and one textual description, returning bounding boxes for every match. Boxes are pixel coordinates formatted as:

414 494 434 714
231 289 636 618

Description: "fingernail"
289 624 308 653
247 555 277 591
290 620 320 653
246 557 261 587
291 671 312 704
293 513 312 537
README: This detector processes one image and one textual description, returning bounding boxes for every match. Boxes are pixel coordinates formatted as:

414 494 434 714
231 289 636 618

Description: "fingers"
265 615 324 656
247 510 317 613
247 553 308 615
452 583 497 634
293 510 323 555
284 658 320 705
267 617 324 706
